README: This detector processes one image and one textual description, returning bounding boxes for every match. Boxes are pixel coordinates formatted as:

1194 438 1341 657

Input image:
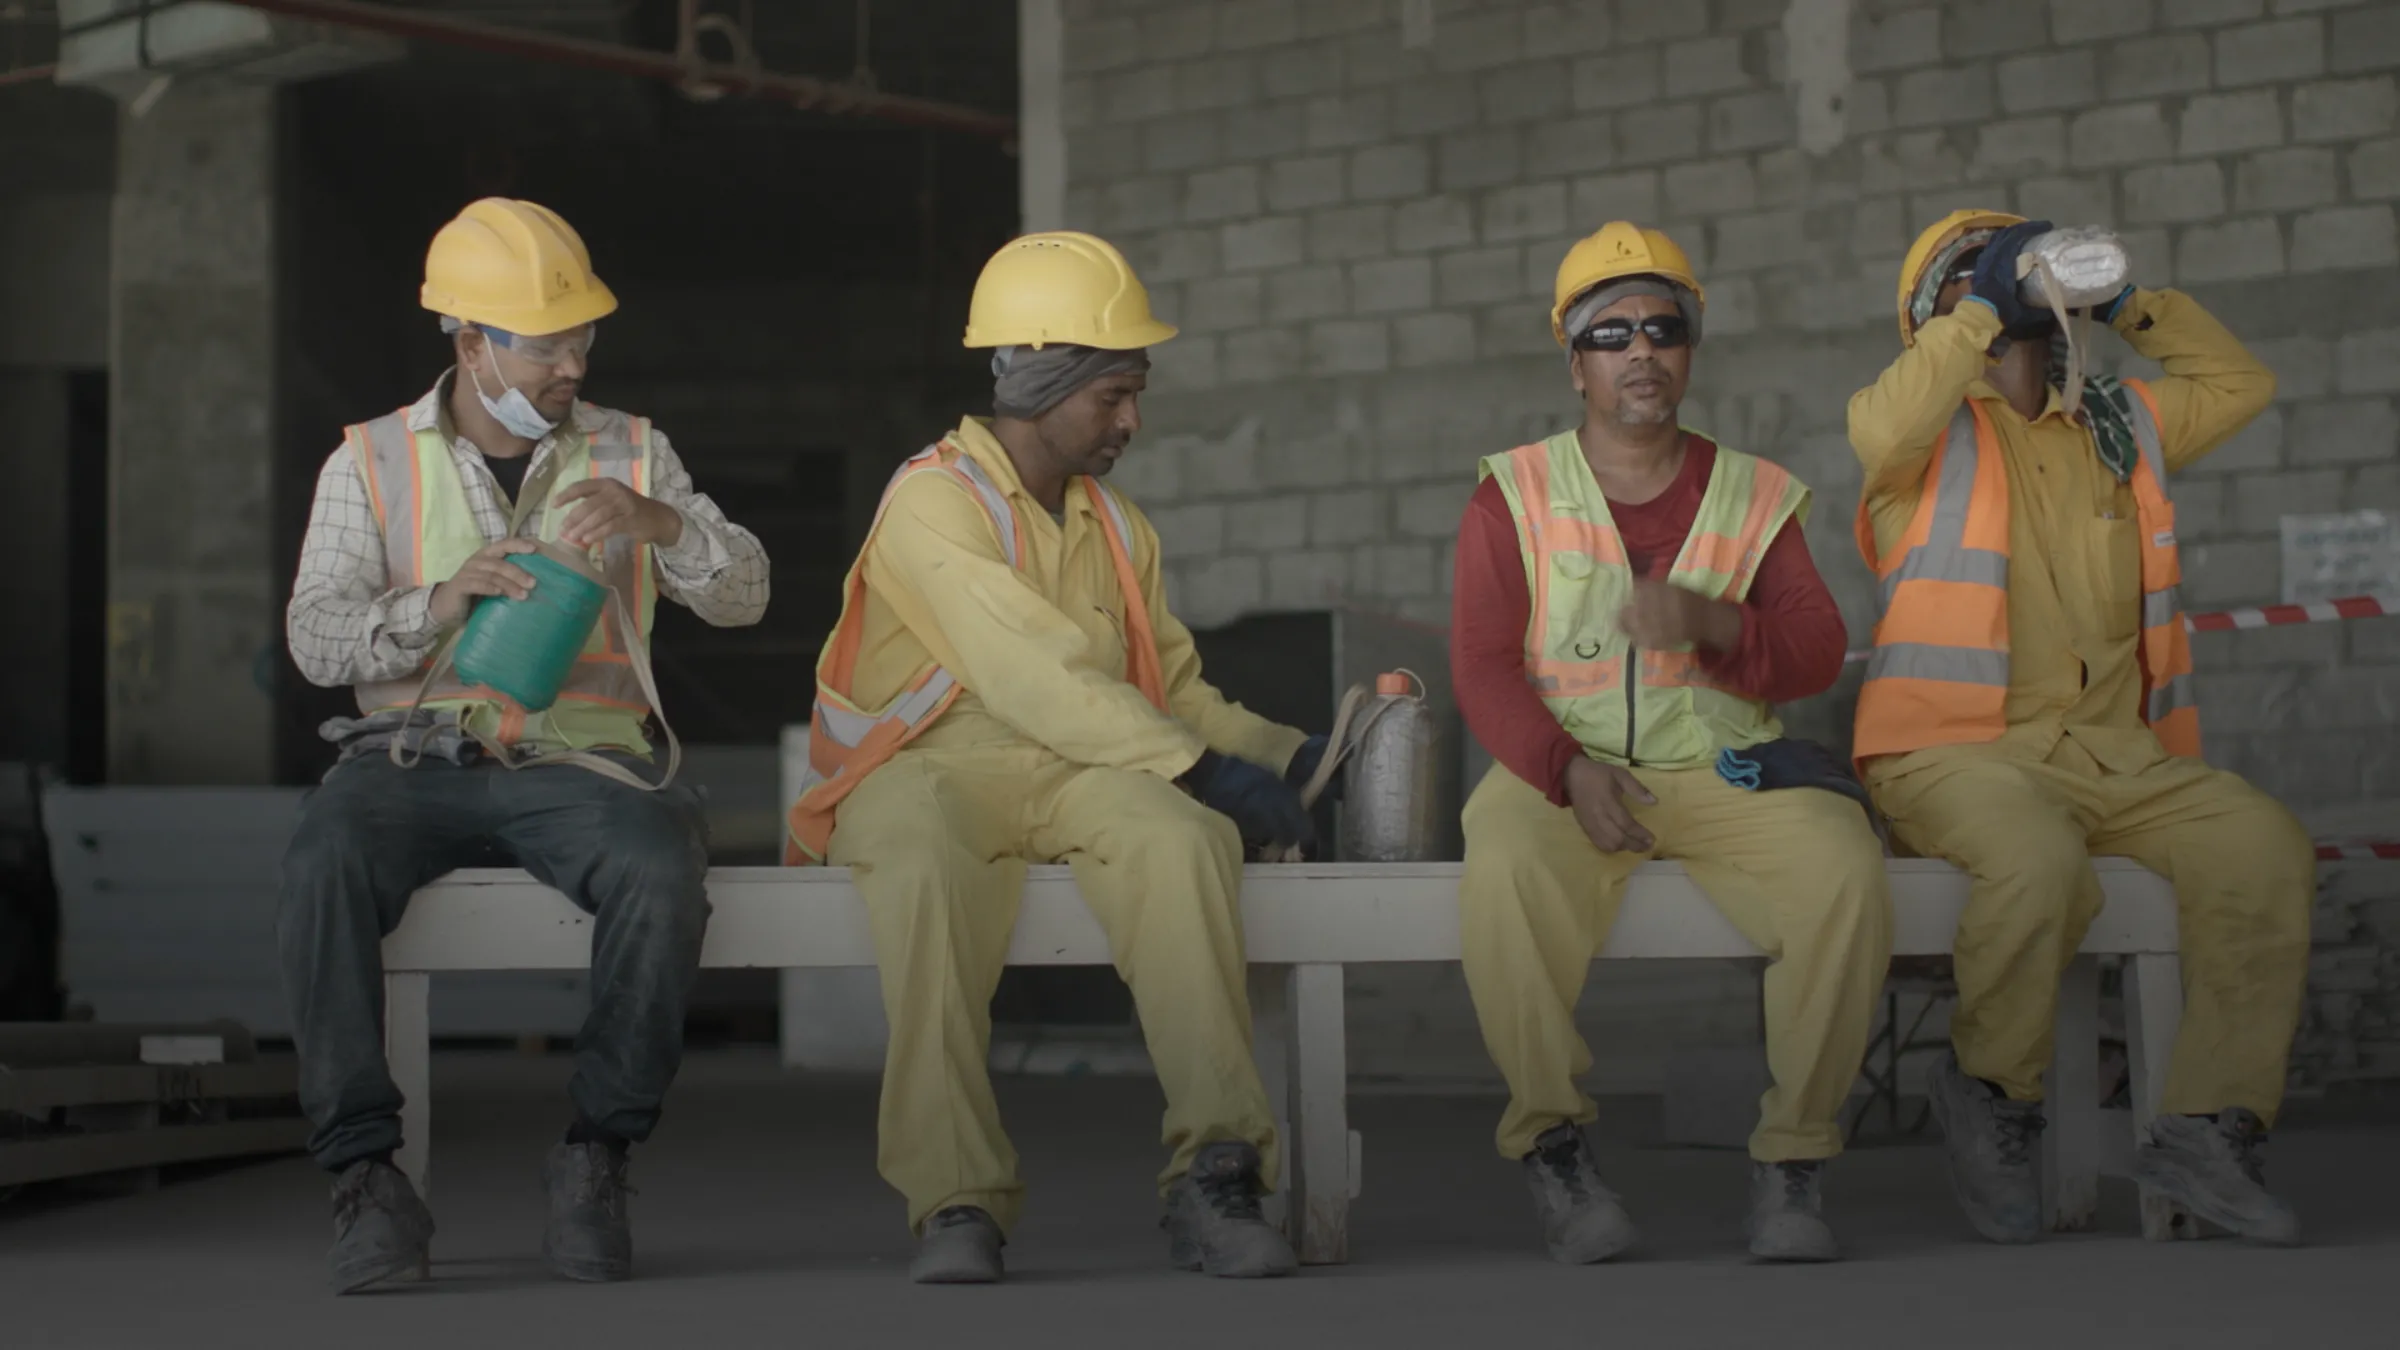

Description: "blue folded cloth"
1715 739 1877 826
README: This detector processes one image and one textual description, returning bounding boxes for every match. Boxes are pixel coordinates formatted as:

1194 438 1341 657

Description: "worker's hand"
1564 756 1656 854
555 478 684 550
429 538 540 627
1968 218 2056 338
1618 579 1744 654
1184 750 1316 852
1284 734 1343 803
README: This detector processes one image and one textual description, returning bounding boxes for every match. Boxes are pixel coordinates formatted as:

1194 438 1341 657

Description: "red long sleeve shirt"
1451 435 1849 806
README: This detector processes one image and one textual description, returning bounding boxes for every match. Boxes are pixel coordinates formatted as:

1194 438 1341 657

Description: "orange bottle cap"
1376 672 1410 696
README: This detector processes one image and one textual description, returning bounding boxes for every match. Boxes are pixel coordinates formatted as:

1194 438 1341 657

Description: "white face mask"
467 340 561 441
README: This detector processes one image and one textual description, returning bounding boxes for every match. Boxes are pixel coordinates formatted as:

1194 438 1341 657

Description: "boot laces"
2221 1116 2269 1187
1993 1104 2046 1168
1197 1161 1266 1221
1777 1162 1819 1203
570 1148 634 1207
1535 1132 1597 1199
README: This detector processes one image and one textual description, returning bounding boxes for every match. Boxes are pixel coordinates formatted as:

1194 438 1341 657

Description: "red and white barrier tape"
1843 593 2400 663
2318 841 2400 862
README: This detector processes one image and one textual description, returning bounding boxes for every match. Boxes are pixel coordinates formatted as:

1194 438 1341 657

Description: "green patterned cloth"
2054 347 2140 483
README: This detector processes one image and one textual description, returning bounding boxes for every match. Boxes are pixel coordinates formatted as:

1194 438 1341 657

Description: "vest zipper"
1624 642 1640 766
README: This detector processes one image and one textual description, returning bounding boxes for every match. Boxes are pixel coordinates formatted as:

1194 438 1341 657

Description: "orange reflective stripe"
1527 657 1621 698
1544 515 1627 561
2120 378 2201 757
1085 481 1169 710
1680 531 1743 578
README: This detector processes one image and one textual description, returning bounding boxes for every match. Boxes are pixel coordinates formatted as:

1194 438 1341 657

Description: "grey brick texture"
1056 0 2400 811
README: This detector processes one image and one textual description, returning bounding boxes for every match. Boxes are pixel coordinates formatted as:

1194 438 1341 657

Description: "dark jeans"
276 753 711 1172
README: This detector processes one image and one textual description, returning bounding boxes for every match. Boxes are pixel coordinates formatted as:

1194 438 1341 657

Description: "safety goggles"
1944 248 1986 288
479 322 598 366
1570 313 1691 352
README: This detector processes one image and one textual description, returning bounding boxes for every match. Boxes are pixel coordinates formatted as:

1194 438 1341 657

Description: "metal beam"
222 0 1017 141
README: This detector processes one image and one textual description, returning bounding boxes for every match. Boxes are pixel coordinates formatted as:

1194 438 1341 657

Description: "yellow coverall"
827 418 1306 1235
1463 764 1893 1162
1850 290 2315 1123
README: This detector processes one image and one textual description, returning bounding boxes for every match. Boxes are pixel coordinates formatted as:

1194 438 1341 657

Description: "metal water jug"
2016 225 2128 310
1340 672 1442 863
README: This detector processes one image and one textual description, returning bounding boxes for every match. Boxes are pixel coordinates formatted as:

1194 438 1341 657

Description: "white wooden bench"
385 858 2191 1263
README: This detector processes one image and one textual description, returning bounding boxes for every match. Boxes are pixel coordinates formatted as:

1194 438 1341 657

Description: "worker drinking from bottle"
787 231 1334 1284
1450 222 1892 1264
1851 210 2310 1246
280 198 770 1293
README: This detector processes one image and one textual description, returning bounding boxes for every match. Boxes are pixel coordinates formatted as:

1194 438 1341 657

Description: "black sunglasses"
1571 313 1691 352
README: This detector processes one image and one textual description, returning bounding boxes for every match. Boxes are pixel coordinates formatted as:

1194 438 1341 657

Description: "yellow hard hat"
1550 222 1705 346
963 231 1178 350
1895 208 2024 347
420 198 618 337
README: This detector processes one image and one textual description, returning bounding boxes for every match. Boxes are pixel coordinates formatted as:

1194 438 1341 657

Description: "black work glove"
1182 749 1315 852
1283 734 1344 804
1968 219 2056 340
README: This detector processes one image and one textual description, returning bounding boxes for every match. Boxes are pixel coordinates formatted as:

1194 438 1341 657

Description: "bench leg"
384 972 432 1200
1247 964 1292 1234
2122 952 2198 1241
2043 955 2100 1232
1284 962 1351 1266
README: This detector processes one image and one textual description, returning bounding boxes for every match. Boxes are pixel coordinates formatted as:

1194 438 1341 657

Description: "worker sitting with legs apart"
279 199 770 1293
1852 211 2310 1246
1452 222 1893 1265
787 231 1332 1284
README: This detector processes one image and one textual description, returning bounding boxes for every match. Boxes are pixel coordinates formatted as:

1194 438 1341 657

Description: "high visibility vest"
783 436 1170 864
346 406 660 756
1851 379 2198 761
1481 431 1812 771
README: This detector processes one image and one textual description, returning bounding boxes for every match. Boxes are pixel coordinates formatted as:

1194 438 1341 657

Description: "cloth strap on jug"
1256 667 1424 865
387 583 683 792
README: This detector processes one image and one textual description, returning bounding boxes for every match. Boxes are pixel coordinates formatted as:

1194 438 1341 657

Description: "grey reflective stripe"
1876 406 1989 619
2148 671 2197 720
1865 643 2010 686
1089 482 1138 548
808 668 957 752
2143 586 2180 631
1925 406 1982 552
1880 546 2009 608
2126 385 2167 488
360 412 420 584
950 454 1022 567
815 701 881 747
584 409 639 466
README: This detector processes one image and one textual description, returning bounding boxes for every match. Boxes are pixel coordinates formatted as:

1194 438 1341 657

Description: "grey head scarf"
991 343 1150 419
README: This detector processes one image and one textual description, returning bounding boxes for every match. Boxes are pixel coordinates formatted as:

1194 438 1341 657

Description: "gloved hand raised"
1967 219 2056 339
1183 749 1316 852
1283 734 1344 804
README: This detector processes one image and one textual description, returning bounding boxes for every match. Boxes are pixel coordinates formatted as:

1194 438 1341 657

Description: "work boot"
327 1157 434 1295
2133 1109 2300 1246
1927 1051 2045 1243
910 1206 1005 1283
541 1142 634 1282
1521 1122 1639 1264
1745 1161 1839 1263
1161 1141 1297 1278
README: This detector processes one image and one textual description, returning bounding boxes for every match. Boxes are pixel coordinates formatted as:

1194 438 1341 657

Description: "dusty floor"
2 1051 2393 1349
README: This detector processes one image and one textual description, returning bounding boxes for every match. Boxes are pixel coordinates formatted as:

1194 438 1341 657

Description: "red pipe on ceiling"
221 0 1018 142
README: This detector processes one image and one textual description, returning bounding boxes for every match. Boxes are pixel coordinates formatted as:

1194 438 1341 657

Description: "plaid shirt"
287 375 771 690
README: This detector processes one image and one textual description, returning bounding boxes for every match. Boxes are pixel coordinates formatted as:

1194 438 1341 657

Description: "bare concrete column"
106 82 277 785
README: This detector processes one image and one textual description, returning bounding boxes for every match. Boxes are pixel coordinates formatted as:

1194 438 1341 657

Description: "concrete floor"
2 1052 2394 1350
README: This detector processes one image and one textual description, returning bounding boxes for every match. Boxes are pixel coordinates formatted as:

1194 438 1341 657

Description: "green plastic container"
453 545 608 712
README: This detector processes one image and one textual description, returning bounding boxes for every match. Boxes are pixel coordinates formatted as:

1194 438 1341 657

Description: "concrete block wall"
1056 0 2400 810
